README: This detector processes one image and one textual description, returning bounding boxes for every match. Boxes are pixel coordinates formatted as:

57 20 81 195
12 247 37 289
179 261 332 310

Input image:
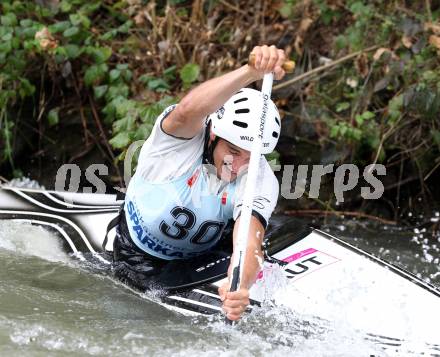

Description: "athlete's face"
211 136 250 182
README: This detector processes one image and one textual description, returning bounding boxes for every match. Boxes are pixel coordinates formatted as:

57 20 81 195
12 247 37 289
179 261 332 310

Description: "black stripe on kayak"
164 287 259 315
163 291 223 315
0 210 104 253
2 187 118 213
316 229 440 298
199 284 261 307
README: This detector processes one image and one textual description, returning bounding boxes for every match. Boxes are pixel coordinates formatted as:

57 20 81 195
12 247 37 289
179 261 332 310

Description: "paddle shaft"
225 73 274 324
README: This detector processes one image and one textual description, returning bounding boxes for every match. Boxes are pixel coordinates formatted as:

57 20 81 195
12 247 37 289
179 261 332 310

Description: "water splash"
3 177 45 189
0 221 69 263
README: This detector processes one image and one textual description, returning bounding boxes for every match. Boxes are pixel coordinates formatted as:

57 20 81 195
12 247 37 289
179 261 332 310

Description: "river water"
0 211 439 356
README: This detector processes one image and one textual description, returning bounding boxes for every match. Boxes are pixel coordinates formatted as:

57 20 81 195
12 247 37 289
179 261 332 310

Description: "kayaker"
113 45 287 321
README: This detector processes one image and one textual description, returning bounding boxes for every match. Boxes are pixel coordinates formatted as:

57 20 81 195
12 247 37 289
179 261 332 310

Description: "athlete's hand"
219 281 250 321
248 45 286 80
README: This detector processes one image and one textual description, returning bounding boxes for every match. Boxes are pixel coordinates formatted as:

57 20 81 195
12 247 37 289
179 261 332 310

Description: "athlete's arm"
162 45 286 139
219 215 265 321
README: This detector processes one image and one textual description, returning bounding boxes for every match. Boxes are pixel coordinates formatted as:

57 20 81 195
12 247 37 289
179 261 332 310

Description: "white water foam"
3 177 45 189
0 221 69 263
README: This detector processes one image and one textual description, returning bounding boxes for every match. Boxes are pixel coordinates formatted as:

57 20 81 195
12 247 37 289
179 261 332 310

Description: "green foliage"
0 0 183 166
139 65 177 92
265 150 281 168
278 0 297 18
179 63 200 89
107 96 176 159
47 108 59 127
305 0 440 171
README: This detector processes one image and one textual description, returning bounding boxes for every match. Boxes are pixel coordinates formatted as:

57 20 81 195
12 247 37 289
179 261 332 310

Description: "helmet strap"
203 121 220 165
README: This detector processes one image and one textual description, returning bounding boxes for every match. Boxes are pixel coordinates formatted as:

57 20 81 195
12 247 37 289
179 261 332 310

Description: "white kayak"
0 184 439 354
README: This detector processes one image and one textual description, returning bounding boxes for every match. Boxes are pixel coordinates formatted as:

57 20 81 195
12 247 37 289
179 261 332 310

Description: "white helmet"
208 88 281 154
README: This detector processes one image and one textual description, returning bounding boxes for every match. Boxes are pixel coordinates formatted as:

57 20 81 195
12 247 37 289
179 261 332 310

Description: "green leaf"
1 32 12 41
336 102 350 112
112 117 130 132
63 26 80 38
330 125 339 138
388 94 403 122
0 40 11 53
69 13 91 29
93 85 108 99
422 70 437 82
163 65 176 81
11 36 20 49
117 20 133 33
22 27 38 39
90 46 112 64
114 98 136 118
80 2 102 15
122 69 133 82
69 14 81 26
148 78 170 92
362 111 375 120
60 0 72 12
349 2 370 16
340 125 348 136
63 44 79 59
179 63 200 85
109 69 121 82
355 114 364 125
47 108 59 126
109 132 131 149
1 13 18 27
352 128 362 141
20 19 33 27
134 123 154 140
106 84 129 100
18 78 36 98
84 63 108 86
116 63 129 70
139 74 152 84
265 150 280 164
100 30 117 41
366 135 380 150
50 21 71 34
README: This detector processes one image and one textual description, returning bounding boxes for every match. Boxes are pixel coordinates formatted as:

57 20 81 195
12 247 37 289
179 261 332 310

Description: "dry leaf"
134 12 146 26
373 48 389 61
373 48 399 61
401 35 413 48
273 23 285 31
35 27 57 50
327 0 344 10
346 78 358 88
294 36 304 56
429 35 440 50
425 22 440 35
276 98 288 107
294 18 313 56
355 53 369 78
35 27 51 40
298 17 314 35
304 82 315 96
